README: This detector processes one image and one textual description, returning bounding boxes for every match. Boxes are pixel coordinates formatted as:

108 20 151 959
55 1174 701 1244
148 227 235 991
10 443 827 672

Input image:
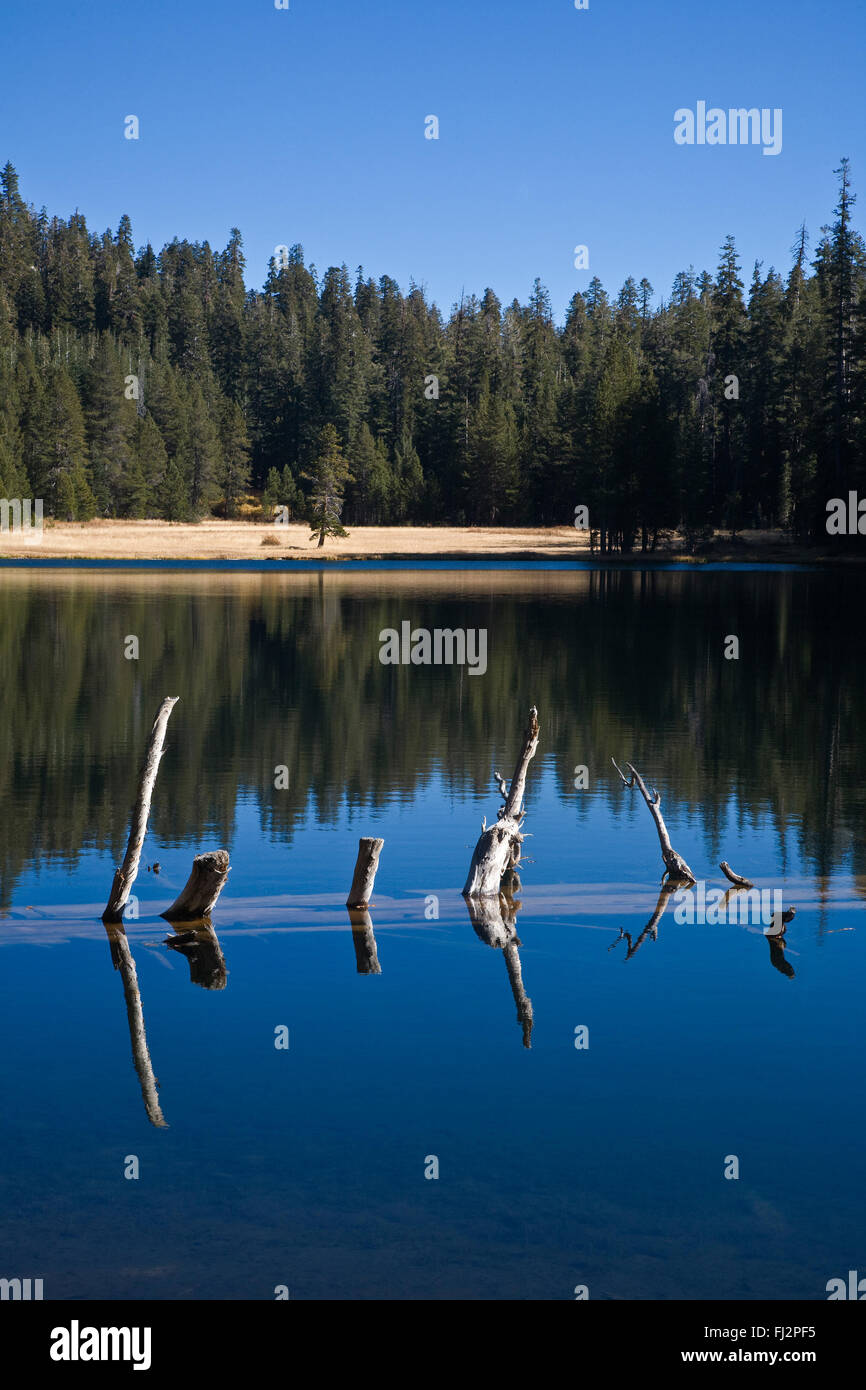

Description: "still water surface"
0 567 862 1299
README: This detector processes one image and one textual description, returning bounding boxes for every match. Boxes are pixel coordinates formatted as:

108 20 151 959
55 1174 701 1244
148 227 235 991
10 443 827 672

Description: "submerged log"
720 861 754 889
161 850 230 921
346 837 384 909
103 696 179 923
611 759 696 885
164 919 227 990
463 707 539 897
104 923 168 1128
348 907 382 975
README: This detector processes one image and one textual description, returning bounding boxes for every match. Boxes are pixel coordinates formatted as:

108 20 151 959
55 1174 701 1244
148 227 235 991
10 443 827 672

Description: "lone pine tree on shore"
303 423 352 546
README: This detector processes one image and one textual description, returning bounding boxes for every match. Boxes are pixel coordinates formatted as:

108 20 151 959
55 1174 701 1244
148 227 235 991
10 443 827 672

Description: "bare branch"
719 860 754 889
611 757 696 885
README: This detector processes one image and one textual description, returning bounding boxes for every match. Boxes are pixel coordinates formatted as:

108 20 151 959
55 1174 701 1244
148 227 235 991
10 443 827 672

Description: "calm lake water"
0 566 863 1300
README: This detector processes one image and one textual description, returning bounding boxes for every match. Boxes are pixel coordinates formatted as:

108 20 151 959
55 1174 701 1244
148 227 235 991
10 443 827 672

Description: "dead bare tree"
463 707 539 897
611 759 696 885
103 696 179 923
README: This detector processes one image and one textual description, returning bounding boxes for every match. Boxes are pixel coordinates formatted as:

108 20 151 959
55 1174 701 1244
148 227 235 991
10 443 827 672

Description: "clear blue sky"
1 0 863 319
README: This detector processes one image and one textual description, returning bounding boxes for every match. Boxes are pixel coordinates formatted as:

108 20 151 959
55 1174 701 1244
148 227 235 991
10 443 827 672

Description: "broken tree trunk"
611 759 696 885
103 696 179 923
719 860 754 889
161 850 230 921
104 923 168 1128
463 707 539 897
346 837 384 909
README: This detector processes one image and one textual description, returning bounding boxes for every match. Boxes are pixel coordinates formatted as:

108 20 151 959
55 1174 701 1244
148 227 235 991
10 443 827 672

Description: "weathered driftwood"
346 837 384 909
103 696 179 923
720 860 754 889
608 882 677 960
104 923 168 1128
164 919 227 990
348 907 381 975
161 850 230 921
611 759 696 885
465 892 533 1048
463 707 539 897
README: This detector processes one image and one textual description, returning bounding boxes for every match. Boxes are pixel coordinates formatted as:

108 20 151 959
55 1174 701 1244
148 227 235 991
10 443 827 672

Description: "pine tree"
31 362 95 518
218 399 251 517
302 423 352 545
185 383 222 516
85 335 135 512
347 423 390 523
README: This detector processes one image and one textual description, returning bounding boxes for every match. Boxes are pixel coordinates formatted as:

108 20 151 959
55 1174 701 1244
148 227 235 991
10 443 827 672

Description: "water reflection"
165 919 228 990
348 908 381 975
465 889 533 1049
608 882 677 960
2 567 866 911
103 922 168 1130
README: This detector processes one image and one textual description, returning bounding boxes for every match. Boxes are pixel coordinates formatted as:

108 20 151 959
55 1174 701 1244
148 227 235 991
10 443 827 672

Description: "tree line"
1 158 864 547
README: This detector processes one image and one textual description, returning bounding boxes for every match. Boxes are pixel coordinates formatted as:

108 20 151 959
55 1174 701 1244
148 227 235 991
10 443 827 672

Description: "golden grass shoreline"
0 519 844 564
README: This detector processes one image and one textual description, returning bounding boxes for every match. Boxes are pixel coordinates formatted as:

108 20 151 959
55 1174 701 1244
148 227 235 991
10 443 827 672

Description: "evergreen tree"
218 399 251 517
302 423 352 545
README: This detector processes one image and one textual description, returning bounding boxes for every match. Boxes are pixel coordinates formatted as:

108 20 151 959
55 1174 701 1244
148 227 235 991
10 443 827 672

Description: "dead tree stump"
346 837 384 909
162 850 230 921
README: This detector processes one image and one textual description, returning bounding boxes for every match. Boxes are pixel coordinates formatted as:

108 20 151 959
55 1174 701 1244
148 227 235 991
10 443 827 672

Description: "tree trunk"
611 758 696 884
346 837 384 908
463 707 539 897
161 850 230 921
103 697 179 923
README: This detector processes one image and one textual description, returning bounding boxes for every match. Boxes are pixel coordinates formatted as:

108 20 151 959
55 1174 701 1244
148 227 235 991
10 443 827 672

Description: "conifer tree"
302 423 352 546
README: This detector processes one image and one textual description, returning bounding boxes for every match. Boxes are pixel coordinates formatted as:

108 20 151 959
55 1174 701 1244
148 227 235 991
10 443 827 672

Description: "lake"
0 565 863 1300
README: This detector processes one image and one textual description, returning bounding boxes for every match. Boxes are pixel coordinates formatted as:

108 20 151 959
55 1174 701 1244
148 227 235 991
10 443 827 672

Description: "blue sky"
1 0 863 319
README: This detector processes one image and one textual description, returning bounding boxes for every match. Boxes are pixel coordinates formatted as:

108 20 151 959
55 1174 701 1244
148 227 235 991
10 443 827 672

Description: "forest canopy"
1 159 864 549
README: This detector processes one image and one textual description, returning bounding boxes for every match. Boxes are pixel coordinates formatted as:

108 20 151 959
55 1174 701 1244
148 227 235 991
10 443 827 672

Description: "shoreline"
0 519 858 566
